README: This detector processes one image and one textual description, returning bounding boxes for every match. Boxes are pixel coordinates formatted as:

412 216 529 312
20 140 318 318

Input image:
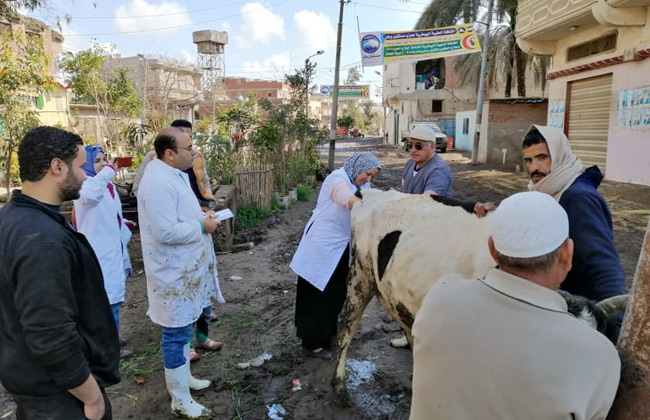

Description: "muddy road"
1 137 648 420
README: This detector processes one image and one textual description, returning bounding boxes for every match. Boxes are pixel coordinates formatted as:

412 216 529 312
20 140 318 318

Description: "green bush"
296 185 312 202
236 205 272 229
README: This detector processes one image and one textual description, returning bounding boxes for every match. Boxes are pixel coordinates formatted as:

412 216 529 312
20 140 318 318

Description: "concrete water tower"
192 30 228 101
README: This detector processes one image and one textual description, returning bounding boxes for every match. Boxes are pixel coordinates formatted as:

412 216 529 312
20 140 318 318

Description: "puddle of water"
345 359 397 418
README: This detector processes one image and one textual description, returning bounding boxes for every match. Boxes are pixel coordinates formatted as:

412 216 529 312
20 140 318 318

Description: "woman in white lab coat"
74 145 133 358
290 152 381 358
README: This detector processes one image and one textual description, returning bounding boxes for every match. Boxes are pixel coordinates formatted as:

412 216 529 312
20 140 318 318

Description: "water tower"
192 30 228 102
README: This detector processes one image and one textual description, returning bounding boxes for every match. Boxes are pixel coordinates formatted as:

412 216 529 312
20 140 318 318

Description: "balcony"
516 0 650 55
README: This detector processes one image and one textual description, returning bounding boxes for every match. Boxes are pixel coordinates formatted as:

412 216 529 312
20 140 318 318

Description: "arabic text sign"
320 85 370 100
358 24 481 67
383 24 481 64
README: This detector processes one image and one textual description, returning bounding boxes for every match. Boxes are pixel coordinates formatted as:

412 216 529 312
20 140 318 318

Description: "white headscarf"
525 125 583 200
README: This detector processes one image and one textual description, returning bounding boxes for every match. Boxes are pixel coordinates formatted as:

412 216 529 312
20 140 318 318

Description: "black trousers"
13 387 111 420
295 246 350 350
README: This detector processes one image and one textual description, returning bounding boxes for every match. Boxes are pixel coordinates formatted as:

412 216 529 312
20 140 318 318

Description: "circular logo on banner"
362 88 370 98
320 86 331 95
461 34 478 50
361 34 381 54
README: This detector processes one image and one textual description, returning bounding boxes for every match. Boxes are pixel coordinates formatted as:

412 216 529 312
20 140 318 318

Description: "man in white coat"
137 127 224 419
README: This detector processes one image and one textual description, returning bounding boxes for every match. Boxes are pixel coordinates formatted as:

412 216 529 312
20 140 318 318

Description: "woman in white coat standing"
74 145 133 359
290 152 381 358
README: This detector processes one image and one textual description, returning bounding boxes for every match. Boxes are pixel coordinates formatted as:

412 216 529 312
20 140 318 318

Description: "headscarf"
525 125 582 200
343 152 381 184
83 145 105 176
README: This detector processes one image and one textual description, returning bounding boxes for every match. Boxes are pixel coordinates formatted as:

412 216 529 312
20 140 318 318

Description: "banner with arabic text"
320 85 370 100
359 24 481 67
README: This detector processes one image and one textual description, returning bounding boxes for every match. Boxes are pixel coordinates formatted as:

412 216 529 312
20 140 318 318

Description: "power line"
33 0 252 20
64 0 294 37
351 1 423 14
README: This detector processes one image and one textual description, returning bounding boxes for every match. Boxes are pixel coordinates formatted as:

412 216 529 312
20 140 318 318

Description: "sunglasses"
406 143 428 151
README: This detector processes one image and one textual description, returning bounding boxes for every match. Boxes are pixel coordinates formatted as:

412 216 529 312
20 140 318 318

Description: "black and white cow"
332 189 627 399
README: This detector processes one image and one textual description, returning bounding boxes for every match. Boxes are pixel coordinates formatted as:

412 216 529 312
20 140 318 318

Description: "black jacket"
0 191 120 396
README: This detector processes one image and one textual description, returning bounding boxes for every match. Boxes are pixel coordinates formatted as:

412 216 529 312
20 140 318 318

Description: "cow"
332 189 628 400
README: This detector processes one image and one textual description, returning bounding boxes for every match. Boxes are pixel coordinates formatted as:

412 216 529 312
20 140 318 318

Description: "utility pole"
328 0 346 172
471 0 494 164
305 50 324 136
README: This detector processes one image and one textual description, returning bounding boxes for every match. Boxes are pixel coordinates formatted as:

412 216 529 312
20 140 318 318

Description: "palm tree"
414 0 549 97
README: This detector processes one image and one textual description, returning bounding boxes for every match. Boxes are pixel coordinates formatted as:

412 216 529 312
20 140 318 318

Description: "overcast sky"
29 0 430 99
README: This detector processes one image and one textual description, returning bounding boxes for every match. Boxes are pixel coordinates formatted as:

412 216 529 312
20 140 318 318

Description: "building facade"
517 0 650 186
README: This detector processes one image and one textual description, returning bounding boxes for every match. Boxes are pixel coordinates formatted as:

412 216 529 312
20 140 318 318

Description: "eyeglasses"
174 144 194 151
406 143 427 151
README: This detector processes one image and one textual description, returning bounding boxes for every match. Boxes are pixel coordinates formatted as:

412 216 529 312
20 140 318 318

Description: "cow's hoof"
331 378 352 407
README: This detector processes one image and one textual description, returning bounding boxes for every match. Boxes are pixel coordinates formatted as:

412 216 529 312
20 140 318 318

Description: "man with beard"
0 127 120 420
522 125 627 342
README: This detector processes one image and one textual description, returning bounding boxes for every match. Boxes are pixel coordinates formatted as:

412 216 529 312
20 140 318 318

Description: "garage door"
566 74 612 171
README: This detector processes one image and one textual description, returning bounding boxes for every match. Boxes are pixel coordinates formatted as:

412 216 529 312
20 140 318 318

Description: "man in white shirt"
137 127 224 419
410 191 621 420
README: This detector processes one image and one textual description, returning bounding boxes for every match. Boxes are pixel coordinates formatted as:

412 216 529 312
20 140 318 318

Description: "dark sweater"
0 191 120 396
559 166 627 301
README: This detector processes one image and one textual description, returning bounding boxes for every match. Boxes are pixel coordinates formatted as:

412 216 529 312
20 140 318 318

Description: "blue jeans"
161 324 194 369
110 302 121 333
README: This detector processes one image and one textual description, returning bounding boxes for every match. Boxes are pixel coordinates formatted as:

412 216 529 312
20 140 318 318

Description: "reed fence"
234 164 274 208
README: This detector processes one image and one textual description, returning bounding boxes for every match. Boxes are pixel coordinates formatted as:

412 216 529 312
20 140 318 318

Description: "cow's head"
558 290 629 333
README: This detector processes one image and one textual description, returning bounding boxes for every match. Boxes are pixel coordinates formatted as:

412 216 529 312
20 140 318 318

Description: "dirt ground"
1 137 649 420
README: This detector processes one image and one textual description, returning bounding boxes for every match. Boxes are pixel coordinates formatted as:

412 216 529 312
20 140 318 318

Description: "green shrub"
296 185 312 202
236 205 272 229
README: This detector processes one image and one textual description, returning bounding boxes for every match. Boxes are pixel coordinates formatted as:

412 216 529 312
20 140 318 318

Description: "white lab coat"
137 159 224 328
74 166 132 305
290 168 370 291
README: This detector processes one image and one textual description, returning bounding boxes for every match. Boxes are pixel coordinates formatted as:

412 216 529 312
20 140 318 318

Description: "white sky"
30 0 430 100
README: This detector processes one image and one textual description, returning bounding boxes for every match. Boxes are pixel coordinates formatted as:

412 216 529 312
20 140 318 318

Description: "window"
431 100 443 113
567 33 617 62
462 118 470 135
31 95 44 109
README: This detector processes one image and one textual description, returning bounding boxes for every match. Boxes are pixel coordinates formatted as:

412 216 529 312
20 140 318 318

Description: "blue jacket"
559 166 627 301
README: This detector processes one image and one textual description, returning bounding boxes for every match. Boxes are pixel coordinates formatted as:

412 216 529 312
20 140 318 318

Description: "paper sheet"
215 208 234 221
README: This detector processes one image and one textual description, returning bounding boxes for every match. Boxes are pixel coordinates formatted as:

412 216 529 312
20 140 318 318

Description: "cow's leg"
332 260 376 404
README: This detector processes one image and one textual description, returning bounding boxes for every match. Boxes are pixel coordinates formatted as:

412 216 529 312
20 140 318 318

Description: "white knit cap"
490 191 569 258
409 125 437 142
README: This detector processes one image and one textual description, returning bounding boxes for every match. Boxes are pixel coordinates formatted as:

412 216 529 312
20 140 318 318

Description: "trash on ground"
291 378 302 392
236 352 273 370
283 252 292 258
345 359 376 387
135 377 145 385
267 403 287 420
136 270 144 276
282 289 289 294
230 275 243 281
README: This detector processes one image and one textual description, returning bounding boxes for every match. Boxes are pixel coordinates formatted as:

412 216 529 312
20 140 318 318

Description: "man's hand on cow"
202 213 221 233
474 202 497 217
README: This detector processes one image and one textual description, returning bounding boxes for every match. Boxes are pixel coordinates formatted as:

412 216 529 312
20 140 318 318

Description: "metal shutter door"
566 74 612 171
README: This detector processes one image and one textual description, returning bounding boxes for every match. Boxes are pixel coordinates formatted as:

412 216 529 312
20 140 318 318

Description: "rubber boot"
164 364 213 419
183 344 212 391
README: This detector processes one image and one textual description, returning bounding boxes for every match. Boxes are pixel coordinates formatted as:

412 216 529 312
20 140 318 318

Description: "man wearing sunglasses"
402 124 453 197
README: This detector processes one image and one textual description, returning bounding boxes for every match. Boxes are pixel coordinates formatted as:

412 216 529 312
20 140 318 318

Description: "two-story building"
0 15 71 129
517 0 650 186
106 55 202 124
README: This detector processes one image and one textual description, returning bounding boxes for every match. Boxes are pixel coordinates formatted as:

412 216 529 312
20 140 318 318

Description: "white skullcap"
409 125 437 142
490 191 569 258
